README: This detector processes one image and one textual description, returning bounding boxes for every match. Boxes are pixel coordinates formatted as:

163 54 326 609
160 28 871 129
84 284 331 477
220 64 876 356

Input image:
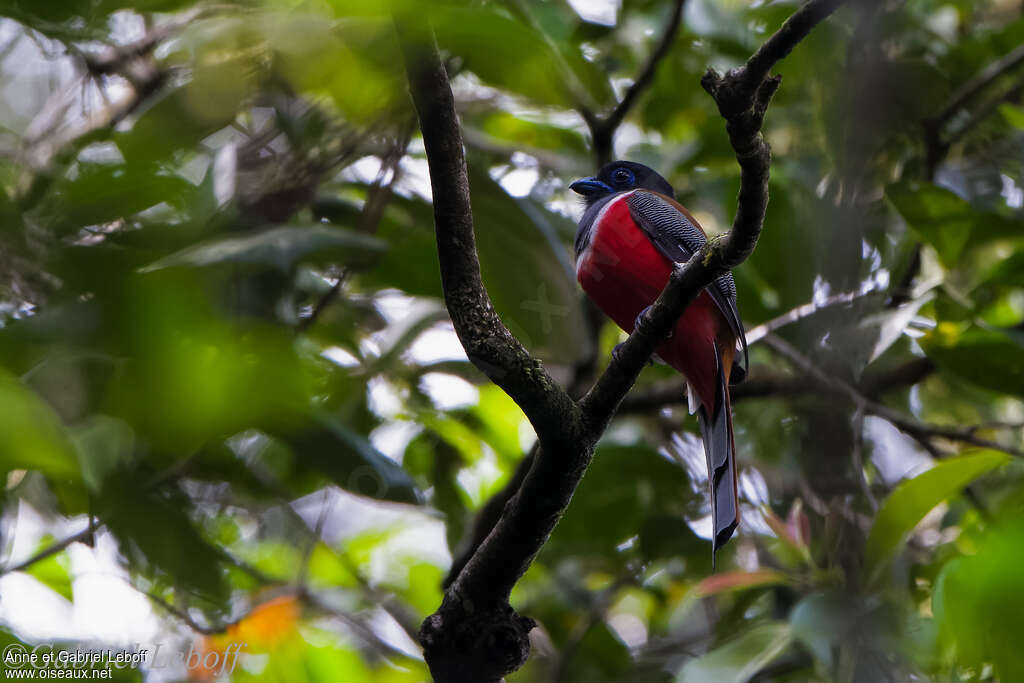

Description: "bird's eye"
612 168 634 185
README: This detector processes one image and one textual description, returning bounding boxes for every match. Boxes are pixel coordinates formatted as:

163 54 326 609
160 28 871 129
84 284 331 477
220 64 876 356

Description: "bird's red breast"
576 190 730 411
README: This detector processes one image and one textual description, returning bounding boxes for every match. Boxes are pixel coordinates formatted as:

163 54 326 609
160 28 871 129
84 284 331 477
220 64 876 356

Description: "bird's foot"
634 305 671 337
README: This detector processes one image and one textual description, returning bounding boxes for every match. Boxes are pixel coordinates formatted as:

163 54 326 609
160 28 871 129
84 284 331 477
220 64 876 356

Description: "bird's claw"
634 305 671 338
611 306 669 366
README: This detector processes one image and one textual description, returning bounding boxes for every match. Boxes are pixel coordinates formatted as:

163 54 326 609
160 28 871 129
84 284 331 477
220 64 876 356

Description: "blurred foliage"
0 0 1022 681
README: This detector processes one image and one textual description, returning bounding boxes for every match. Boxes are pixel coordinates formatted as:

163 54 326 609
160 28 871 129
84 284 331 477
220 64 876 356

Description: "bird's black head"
570 161 675 205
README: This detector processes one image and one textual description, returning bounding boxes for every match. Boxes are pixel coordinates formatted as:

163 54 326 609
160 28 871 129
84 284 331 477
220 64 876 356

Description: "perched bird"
571 161 748 556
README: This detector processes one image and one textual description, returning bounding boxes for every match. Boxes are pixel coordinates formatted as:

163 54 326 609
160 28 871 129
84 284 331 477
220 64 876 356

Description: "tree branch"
583 0 687 165
744 287 879 345
858 357 934 398
619 356 934 414
931 42 1024 131
398 22 582 682
617 284 935 413
142 589 226 636
732 0 847 103
396 1 846 678
761 333 1024 459
580 0 846 429
442 442 537 589
947 75 1024 145
0 520 96 576
923 41 1024 172
397 22 580 452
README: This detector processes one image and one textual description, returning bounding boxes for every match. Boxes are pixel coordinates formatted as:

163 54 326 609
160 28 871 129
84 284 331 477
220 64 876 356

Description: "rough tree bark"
396 1 847 679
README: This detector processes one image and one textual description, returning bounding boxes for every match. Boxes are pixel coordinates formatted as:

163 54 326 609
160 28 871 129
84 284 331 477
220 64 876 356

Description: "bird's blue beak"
570 177 612 197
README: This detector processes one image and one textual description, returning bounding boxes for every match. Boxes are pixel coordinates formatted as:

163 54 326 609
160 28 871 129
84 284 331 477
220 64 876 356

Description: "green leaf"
96 471 228 600
922 324 1024 399
363 307 450 375
864 450 1010 579
999 103 1024 130
355 192 441 297
470 167 593 365
393 561 444 617
24 546 73 602
563 622 633 681
979 249 1024 288
0 369 79 480
886 182 1021 267
789 592 856 671
298 643 375 683
235 540 301 582
731 178 823 325
41 163 194 235
365 170 593 363
420 414 483 464
933 519 1024 681
546 444 696 564
403 433 468 551
0 301 104 358
276 15 404 124
278 413 420 505
677 622 792 683
433 6 610 108
887 183 973 267
469 385 526 464
638 515 709 566
305 542 358 589
105 299 315 449
70 415 134 493
141 225 387 274
473 111 589 156
116 87 234 165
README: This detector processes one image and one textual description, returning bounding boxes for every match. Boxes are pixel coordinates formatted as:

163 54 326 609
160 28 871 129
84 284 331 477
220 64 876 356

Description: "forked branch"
397 1 847 679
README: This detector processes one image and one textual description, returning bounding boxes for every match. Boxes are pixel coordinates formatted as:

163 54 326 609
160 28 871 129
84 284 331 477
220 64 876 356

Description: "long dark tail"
697 347 739 563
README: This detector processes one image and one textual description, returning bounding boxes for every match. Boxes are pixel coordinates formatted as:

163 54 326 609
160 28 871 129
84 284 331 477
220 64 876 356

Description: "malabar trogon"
571 161 749 556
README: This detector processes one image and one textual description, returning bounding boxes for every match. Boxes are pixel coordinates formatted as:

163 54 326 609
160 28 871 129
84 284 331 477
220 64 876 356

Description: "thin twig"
745 287 879 345
761 333 1024 458
360 123 415 233
608 0 687 133
299 588 421 661
297 270 348 332
0 521 96 576
968 419 1024 433
620 357 935 413
850 404 878 510
218 550 285 587
924 42 1024 171
297 488 333 588
948 75 1024 145
582 0 687 165
143 589 226 636
931 42 1024 130
143 579 417 661
3 453 210 577
551 572 636 683
338 553 423 645
887 243 924 307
